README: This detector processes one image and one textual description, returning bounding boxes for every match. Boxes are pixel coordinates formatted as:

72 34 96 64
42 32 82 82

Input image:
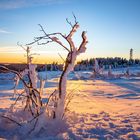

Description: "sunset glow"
0 0 140 63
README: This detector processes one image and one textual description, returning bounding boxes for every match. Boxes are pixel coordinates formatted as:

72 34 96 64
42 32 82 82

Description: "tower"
130 48 133 60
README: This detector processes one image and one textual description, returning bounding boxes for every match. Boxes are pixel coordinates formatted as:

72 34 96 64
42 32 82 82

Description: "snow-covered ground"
0 66 140 139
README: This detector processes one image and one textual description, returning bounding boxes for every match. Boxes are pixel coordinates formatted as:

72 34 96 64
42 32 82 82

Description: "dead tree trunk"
27 15 88 119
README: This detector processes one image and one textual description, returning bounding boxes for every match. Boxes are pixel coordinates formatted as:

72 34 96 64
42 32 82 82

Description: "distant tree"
75 57 140 71
93 58 100 76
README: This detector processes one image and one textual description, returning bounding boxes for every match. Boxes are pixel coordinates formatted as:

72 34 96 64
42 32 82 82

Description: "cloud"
0 0 67 10
0 29 12 34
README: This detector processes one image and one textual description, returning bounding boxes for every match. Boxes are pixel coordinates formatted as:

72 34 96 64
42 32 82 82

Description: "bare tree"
0 46 42 118
93 58 100 78
28 15 88 119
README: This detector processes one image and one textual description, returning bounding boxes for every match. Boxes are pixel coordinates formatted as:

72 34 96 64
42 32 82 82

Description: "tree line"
1 57 140 72
75 57 140 71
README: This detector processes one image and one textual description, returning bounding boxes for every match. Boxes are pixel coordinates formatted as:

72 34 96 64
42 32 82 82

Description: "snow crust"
0 66 140 139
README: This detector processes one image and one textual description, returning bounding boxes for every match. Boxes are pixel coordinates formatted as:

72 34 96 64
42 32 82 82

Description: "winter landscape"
0 0 140 140
0 65 140 140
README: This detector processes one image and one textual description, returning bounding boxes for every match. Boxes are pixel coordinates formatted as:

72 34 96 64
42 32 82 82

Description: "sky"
0 0 140 64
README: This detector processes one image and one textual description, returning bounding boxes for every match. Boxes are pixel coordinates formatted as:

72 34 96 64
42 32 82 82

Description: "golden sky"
0 46 67 64
0 46 139 64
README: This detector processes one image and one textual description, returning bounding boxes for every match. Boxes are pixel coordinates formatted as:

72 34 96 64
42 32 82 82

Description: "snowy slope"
0 67 140 139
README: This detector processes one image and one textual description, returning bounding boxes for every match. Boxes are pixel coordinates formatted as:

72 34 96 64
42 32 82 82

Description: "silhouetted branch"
0 115 22 126
58 53 65 63
66 18 73 28
12 90 25 106
17 42 27 51
0 66 40 97
27 24 70 52
37 40 53 45
0 66 28 87
28 118 38 134
72 12 78 24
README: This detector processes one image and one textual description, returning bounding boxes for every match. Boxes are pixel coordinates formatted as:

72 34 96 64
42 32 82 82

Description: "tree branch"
72 12 78 24
17 42 27 51
77 31 88 54
66 23 79 51
66 18 73 28
0 115 22 126
27 24 70 52
0 66 40 95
